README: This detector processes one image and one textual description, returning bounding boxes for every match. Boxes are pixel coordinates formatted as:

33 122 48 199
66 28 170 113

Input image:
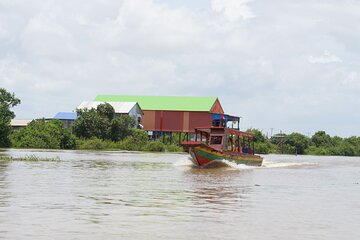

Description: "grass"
0 154 60 162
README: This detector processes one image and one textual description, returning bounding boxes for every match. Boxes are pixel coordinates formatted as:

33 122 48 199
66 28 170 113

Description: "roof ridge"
94 95 220 112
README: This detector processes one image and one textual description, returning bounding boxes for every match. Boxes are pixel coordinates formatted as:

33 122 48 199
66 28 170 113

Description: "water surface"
0 149 359 240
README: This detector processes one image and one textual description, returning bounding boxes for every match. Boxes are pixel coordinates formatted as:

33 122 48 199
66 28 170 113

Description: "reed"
0 154 60 162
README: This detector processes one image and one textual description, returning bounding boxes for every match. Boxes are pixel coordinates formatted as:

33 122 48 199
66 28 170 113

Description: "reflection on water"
185 168 252 207
0 161 10 209
0 149 359 240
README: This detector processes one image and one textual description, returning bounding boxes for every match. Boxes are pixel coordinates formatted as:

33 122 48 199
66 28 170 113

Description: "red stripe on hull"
194 153 211 166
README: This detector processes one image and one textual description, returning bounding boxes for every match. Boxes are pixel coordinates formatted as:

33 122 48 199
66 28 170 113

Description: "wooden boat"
181 126 263 167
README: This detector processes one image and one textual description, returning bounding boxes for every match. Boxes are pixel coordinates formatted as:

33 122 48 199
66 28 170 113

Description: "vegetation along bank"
1 88 360 155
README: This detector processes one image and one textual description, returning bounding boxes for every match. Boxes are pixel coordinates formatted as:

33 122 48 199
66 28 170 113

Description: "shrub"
11 119 76 149
165 144 183 152
144 141 166 152
76 137 107 150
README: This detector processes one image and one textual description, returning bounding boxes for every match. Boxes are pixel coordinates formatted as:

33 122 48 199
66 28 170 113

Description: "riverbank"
75 137 183 152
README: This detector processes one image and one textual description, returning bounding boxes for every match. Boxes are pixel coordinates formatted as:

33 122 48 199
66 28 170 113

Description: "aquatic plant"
0 154 60 162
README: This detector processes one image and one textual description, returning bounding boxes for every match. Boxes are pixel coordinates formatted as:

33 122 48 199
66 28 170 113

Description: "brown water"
0 149 360 240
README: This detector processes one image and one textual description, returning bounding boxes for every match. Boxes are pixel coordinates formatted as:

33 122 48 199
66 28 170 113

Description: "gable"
210 98 224 114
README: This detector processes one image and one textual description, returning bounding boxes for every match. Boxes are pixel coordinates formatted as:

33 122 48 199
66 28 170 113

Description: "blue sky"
1 0 360 137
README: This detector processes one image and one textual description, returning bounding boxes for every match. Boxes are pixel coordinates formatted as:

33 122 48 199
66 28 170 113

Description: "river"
0 149 359 240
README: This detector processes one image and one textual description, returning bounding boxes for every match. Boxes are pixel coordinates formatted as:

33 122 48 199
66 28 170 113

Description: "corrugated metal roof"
77 101 138 114
53 112 78 120
11 119 32 126
94 95 218 112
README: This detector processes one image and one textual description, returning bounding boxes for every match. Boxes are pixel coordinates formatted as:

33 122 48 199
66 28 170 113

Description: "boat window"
210 136 222 144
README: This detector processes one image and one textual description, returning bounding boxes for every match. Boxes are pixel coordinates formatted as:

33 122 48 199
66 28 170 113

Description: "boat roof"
195 126 255 138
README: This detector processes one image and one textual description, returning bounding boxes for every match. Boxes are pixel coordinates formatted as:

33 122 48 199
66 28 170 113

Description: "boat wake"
173 157 194 167
262 161 318 169
203 159 318 170
219 160 258 169
174 157 318 170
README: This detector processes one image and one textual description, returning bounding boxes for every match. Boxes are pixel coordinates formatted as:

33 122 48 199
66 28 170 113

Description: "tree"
311 131 332 147
246 128 267 143
73 103 135 141
0 88 21 147
97 103 115 121
286 132 310 154
244 128 277 154
110 115 135 141
10 119 76 149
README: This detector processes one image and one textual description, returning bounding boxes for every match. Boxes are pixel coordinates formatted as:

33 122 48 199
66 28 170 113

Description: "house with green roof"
95 95 227 135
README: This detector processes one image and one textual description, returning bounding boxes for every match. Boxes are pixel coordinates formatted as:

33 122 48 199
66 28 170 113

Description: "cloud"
22 13 78 58
341 71 360 91
1 0 360 137
211 0 255 21
307 51 342 64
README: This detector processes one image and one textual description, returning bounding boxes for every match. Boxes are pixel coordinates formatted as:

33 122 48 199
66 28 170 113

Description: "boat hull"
189 145 263 167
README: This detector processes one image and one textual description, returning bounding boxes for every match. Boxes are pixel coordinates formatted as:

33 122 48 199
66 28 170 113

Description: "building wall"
142 110 212 133
139 99 224 133
129 104 144 127
188 112 212 131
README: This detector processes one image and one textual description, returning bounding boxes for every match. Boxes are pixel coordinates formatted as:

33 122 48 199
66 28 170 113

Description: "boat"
181 126 263 167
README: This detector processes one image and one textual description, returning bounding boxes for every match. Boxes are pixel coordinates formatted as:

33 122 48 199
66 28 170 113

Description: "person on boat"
234 139 242 153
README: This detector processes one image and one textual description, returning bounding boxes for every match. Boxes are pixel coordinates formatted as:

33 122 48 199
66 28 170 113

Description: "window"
210 136 222 144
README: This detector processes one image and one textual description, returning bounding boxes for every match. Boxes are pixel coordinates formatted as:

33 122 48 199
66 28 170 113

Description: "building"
77 101 144 127
10 119 32 131
53 112 78 128
94 96 240 139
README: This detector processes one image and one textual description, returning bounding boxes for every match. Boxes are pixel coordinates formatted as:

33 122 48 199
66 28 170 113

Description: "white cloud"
0 24 8 39
308 51 342 64
96 0 203 53
211 0 255 21
1 0 360 136
341 71 360 90
22 13 77 58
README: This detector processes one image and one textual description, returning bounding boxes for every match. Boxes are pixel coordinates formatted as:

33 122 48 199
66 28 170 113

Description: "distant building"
10 119 32 131
53 112 78 128
94 96 240 139
77 101 144 127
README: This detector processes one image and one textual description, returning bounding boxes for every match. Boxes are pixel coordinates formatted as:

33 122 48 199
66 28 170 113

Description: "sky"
1 0 360 137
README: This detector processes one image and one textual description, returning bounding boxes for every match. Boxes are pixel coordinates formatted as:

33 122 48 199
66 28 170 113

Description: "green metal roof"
94 95 218 112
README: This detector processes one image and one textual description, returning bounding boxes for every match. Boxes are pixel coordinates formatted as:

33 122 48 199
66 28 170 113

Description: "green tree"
246 128 267 143
0 88 21 147
10 119 76 149
110 115 136 141
97 102 115 121
311 131 332 147
286 132 310 154
73 103 135 141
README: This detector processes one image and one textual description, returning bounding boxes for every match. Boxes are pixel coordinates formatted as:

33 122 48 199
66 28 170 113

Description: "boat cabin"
194 126 256 154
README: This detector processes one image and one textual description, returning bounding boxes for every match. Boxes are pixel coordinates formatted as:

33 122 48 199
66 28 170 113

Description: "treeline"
249 129 360 156
2 88 360 155
9 103 182 152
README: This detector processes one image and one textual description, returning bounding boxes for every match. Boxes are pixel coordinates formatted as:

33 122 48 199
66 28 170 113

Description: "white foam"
212 159 318 170
262 161 318 168
220 159 258 169
173 157 194 166
173 157 317 170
